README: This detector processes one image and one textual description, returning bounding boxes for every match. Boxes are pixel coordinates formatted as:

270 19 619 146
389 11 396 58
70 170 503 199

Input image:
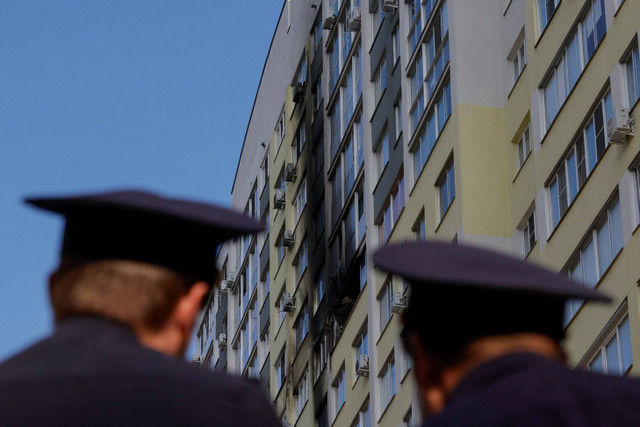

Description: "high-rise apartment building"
194 0 640 425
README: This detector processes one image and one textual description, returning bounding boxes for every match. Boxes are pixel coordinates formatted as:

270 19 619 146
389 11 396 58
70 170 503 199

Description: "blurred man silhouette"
0 190 280 427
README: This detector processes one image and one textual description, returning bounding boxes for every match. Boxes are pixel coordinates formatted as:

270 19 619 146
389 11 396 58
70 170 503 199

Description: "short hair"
49 258 196 332
401 285 565 365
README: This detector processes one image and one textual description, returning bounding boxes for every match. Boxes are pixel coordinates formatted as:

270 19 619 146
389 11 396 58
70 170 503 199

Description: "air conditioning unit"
356 354 369 377
282 292 296 313
382 0 398 12
283 230 295 248
391 292 408 314
218 333 227 347
607 108 634 144
347 6 361 31
274 188 286 210
219 280 231 295
285 163 297 182
292 82 305 103
323 9 336 29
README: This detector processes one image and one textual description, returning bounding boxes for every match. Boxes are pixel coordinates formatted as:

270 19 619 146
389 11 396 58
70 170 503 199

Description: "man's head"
27 189 263 356
373 241 610 415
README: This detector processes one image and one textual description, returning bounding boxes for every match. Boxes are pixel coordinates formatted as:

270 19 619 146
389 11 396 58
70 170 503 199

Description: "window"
276 290 287 327
294 369 309 419
294 179 307 224
276 228 286 266
314 199 326 243
516 126 531 170
379 279 393 331
313 267 326 313
548 91 613 228
330 104 342 159
275 349 286 392
296 54 307 86
333 367 346 417
315 335 329 381
315 77 323 112
537 0 561 34
276 109 286 149
625 42 640 107
408 2 450 132
351 400 371 427
379 356 396 409
394 96 403 140
437 159 456 220
354 327 369 362
413 212 426 240
586 311 632 376
635 166 640 225
295 304 309 353
403 408 413 427
292 120 306 165
378 175 406 243
294 240 308 284
511 37 527 84
564 197 623 324
542 0 606 130
523 210 537 256
312 17 323 55
313 137 324 179
392 26 400 66
359 256 367 291
412 80 451 176
373 56 387 105
374 129 390 179
260 153 269 194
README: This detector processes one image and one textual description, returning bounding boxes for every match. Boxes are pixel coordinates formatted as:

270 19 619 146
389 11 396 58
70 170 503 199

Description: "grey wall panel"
369 13 398 75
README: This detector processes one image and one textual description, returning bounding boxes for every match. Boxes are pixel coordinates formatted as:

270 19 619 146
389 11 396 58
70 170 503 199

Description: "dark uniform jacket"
423 352 640 426
0 317 280 427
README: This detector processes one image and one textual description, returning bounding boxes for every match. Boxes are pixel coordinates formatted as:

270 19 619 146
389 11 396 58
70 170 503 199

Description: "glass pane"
590 352 604 373
596 220 612 274
634 47 640 104
605 335 621 375
582 4 595 61
582 239 598 287
558 166 568 216
545 74 558 128
567 151 578 203
538 0 547 30
594 104 606 159
594 0 606 46
610 200 624 255
619 316 633 373
550 179 560 227
585 119 597 173
576 135 587 187
566 31 581 91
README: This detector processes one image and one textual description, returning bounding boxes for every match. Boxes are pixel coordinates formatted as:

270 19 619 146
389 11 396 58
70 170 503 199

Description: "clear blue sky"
0 1 281 361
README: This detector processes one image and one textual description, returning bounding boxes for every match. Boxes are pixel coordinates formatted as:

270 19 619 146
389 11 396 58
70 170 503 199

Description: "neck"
427 334 564 414
137 324 186 357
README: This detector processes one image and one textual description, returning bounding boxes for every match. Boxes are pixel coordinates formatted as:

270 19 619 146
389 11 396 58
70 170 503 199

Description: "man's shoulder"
0 331 279 426
425 355 640 426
